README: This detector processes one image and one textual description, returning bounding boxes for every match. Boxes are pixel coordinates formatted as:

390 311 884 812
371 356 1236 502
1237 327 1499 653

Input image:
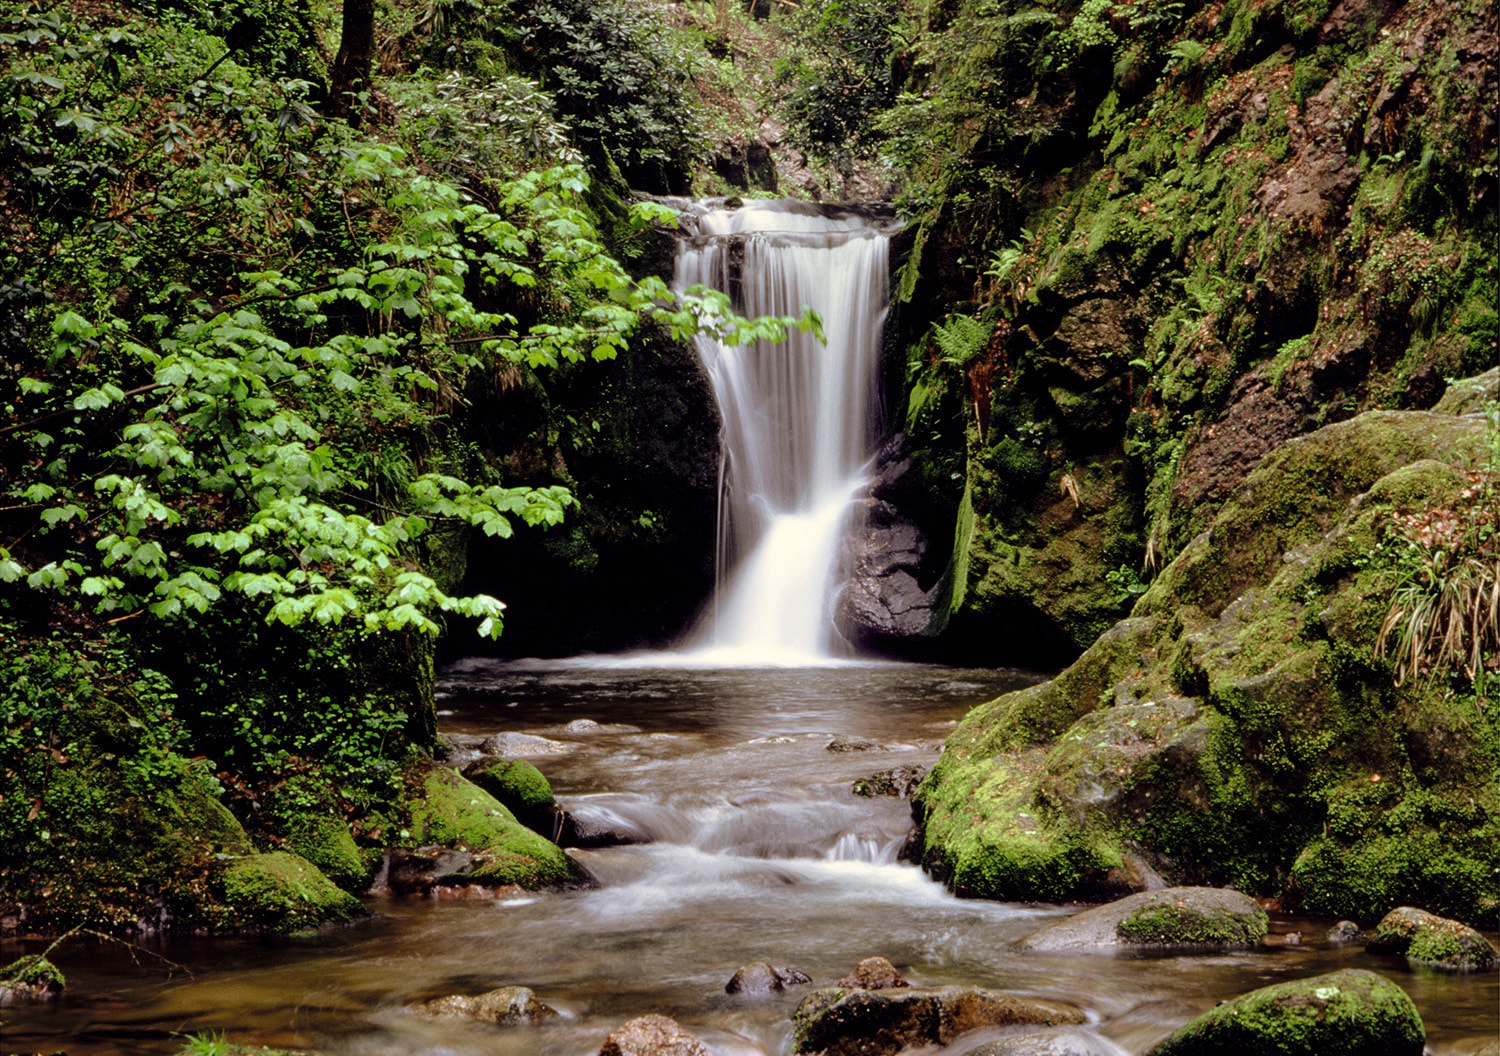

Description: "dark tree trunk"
326 0 375 124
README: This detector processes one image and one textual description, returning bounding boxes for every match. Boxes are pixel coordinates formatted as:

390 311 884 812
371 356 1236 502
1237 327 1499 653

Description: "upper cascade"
670 199 896 665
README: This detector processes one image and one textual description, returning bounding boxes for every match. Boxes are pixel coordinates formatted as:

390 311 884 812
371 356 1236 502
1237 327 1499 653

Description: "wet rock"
385 847 480 894
1327 919 1363 943
558 807 654 849
827 735 884 753
792 985 1086 1056
0 954 64 1005
1367 906 1497 971
482 732 573 757
599 1014 711 1056
725 962 812 995
837 956 908 990
960 1027 1129 1056
1018 887 1267 951
1143 968 1424 1056
414 985 558 1025
852 766 927 799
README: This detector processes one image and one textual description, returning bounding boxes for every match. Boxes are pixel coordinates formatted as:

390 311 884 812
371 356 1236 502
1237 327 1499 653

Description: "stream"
2 659 1496 1055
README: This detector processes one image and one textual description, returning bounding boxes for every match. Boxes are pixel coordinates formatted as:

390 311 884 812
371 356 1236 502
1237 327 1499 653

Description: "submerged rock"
599 1014 710 1056
725 962 812 995
482 732 573 757
960 1027 1130 1056
1143 968 1424 1055
792 985 1085 1056
413 985 558 1025
1367 906 1498 971
837 956 908 990
1018 887 1267 951
852 766 928 799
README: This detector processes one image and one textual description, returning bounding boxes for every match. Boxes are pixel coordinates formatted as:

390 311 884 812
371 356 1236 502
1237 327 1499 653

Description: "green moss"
1146 969 1425 1056
408 768 575 887
0 953 65 991
1116 899 1268 946
217 851 362 933
465 758 554 812
284 814 369 892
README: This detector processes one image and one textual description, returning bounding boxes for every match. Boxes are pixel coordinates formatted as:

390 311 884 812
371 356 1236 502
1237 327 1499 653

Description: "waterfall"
672 200 894 664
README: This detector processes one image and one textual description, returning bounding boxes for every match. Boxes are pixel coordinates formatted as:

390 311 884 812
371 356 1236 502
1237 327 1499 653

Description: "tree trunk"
326 0 375 124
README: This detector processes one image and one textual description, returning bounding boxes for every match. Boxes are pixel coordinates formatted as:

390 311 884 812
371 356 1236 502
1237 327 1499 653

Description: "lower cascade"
671 200 897 663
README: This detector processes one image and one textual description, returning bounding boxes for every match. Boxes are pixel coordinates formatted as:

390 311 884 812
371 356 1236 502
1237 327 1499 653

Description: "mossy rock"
0 953 65 1003
1144 968 1424 1055
462 756 556 834
1367 906 1498 971
1020 887 1267 950
216 851 363 933
283 814 370 892
407 767 577 888
1432 367 1498 415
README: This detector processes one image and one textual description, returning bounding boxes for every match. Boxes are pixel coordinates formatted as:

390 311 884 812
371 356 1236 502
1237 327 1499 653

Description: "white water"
673 201 893 663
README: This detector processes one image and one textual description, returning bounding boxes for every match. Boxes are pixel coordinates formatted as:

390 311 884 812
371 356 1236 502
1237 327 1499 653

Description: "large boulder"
1367 906 1498 971
599 1014 711 1056
792 985 1086 1056
915 409 1499 922
1018 887 1267 951
1143 969 1424 1056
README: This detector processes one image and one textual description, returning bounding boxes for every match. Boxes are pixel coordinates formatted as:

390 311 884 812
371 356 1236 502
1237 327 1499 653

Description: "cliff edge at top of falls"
912 382 1499 925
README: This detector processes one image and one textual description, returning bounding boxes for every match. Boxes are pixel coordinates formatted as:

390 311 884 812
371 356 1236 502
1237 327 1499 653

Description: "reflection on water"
3 661 1496 1056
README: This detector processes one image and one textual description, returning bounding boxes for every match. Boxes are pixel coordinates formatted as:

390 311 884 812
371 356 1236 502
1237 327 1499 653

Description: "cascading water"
672 200 895 664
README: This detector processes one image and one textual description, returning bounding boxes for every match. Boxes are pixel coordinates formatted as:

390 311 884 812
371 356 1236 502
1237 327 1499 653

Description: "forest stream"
3 659 1496 1055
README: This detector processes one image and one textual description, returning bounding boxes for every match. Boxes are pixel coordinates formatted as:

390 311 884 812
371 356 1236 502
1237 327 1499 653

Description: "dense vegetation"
0 0 1494 934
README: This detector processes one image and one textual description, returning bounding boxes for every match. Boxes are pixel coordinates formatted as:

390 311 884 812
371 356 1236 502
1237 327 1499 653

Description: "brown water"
2 659 1496 1055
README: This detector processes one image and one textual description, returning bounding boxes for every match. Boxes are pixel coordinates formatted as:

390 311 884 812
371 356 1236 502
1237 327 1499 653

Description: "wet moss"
407 767 575 888
1145 969 1425 1056
1116 898 1268 946
283 814 370 892
216 851 362 933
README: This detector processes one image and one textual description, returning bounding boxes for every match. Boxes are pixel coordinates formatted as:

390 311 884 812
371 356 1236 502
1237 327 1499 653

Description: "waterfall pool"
2 660 1495 1055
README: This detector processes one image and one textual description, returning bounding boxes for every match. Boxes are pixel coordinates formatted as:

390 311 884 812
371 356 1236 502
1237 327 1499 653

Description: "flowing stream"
672 200 897 663
3 661 1495 1055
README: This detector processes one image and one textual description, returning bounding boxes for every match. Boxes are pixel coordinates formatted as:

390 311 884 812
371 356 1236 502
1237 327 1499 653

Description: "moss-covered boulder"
406 766 579 888
1019 887 1267 951
216 851 363 932
1143 969 1424 1056
462 756 558 836
0 953 65 1004
283 814 370 892
1367 906 1498 971
915 408 1498 921
792 985 1086 1056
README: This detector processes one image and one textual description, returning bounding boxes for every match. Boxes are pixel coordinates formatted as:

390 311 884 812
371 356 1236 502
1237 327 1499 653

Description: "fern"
932 312 990 367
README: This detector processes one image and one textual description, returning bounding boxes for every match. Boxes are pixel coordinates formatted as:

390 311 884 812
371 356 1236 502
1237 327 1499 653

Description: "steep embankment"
876 0 1496 662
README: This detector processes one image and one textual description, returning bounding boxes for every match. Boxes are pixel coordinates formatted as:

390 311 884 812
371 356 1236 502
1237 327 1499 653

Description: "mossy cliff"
914 400 1499 923
885 0 1497 662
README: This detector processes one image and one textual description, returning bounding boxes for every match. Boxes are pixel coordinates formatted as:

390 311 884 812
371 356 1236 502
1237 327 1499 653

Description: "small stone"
837 956 908 990
1327 920 1362 943
414 985 558 1025
599 1014 710 1056
827 735 882 753
726 962 812 995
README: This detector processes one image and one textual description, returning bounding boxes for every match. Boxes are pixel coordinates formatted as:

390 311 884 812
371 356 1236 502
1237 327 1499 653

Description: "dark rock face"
1367 907 1498 971
1018 887 1268 951
413 985 558 1025
837 956 909 990
599 1014 711 1056
835 436 948 653
792 985 1086 1056
725 963 812 995
1143 969 1425 1056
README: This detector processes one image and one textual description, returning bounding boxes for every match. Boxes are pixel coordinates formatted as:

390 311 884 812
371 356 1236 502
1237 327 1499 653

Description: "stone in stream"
725 962 812 995
599 1014 711 1056
837 956 908 990
851 766 927 799
1017 886 1267 951
1366 906 1498 971
791 985 1086 1056
959 1027 1130 1056
1142 968 1424 1056
482 731 574 756
1326 919 1363 944
413 985 558 1025
0 954 65 1005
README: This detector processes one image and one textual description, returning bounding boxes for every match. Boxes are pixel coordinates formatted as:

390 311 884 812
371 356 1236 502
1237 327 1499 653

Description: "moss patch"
216 851 362 933
283 814 369 892
407 767 575 888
